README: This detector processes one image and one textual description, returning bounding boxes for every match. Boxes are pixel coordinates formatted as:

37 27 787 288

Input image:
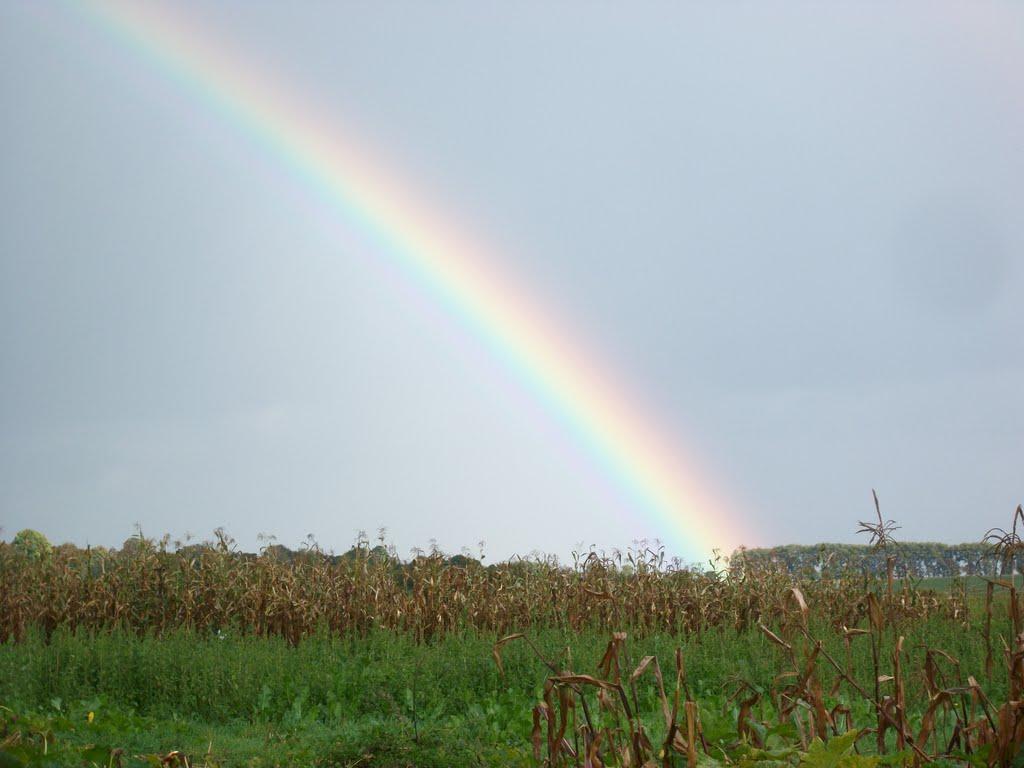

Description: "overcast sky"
1 1 1021 561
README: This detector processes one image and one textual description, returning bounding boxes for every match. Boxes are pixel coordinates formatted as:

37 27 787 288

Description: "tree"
11 529 51 561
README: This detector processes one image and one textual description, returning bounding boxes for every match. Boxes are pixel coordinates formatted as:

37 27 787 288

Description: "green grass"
0 704 527 767
0 610 1006 766
907 575 991 594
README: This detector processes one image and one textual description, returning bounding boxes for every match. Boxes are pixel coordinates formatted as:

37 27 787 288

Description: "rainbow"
73 0 756 560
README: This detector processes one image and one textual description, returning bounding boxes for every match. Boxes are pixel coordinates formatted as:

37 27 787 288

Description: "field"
2 512 1024 767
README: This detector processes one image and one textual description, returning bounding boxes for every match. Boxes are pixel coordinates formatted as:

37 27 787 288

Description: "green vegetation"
9 530 51 562
738 542 1009 579
2 506 1023 765
0 617 997 766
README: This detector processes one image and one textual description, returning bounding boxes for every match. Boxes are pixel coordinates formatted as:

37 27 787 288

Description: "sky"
1 1 1021 563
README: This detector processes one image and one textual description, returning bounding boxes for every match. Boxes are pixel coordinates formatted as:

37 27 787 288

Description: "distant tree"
177 542 214 560
11 529 52 561
734 541 997 578
120 536 144 557
447 554 481 568
262 544 295 562
54 542 81 558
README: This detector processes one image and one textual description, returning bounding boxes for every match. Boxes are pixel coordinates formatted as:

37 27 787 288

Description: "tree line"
734 541 1009 578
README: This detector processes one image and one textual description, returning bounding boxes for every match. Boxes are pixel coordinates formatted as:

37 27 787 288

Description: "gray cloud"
1 1 1022 559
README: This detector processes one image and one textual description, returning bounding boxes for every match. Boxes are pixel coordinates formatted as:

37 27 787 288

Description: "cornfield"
2 505 1024 766
0 532 968 644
